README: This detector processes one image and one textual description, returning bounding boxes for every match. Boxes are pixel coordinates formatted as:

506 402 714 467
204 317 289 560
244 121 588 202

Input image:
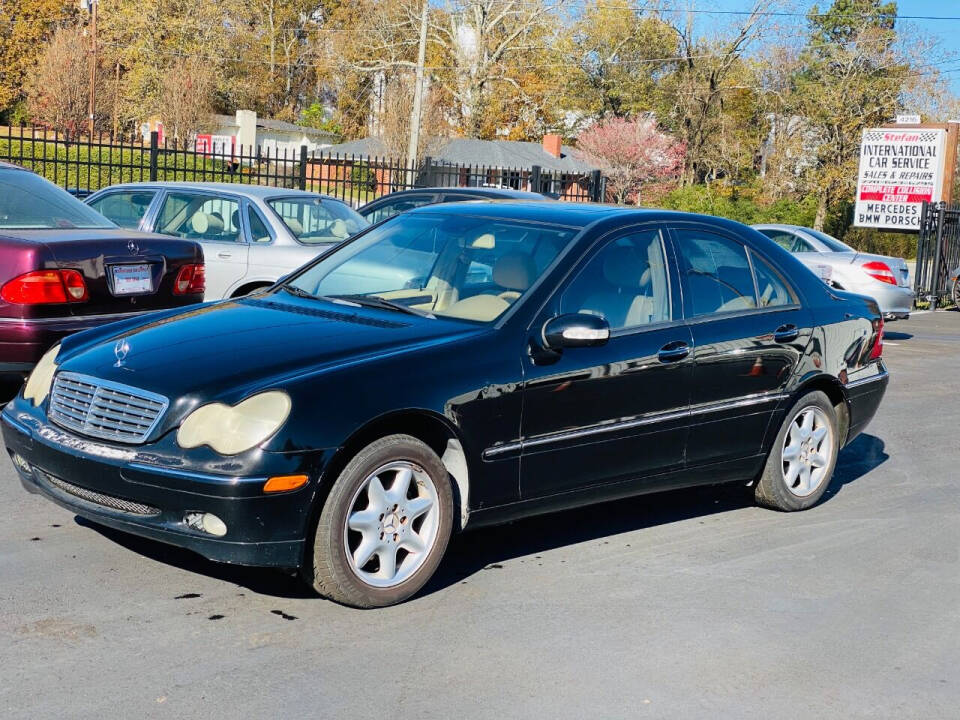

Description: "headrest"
470 232 495 249
493 252 536 292
190 212 223 234
231 209 241 231
285 218 304 235
330 219 348 238
603 247 649 288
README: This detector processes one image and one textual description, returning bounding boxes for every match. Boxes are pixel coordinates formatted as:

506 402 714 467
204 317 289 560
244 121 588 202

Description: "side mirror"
543 313 610 350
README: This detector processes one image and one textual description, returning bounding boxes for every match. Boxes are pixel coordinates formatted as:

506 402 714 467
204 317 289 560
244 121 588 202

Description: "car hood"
56 291 484 404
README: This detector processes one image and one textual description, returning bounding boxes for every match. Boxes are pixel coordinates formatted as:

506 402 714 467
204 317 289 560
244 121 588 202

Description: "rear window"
0 169 114 229
805 228 855 252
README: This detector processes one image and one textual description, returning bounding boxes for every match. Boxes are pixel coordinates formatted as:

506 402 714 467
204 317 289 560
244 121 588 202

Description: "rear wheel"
305 434 453 608
952 277 960 310
755 391 839 511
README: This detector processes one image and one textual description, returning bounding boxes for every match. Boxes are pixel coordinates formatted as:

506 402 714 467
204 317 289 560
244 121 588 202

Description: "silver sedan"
753 223 913 319
86 182 368 300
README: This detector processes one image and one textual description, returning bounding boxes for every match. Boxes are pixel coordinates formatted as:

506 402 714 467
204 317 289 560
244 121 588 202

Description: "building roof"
321 137 598 174
211 114 337 140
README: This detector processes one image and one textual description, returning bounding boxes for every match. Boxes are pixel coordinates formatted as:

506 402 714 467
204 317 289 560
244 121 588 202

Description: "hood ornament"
114 338 131 367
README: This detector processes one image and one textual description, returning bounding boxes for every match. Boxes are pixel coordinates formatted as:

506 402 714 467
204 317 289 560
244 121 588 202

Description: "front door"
670 224 814 467
153 191 249 299
520 226 694 499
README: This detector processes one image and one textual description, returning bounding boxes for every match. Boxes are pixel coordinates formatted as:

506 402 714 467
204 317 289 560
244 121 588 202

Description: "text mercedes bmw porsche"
2 202 888 607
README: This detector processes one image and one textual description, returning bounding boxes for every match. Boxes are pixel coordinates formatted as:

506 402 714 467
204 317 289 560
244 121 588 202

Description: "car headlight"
176 391 291 455
23 344 60 407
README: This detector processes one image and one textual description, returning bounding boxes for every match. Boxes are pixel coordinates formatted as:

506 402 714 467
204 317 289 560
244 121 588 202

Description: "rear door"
153 190 249 299
669 223 813 468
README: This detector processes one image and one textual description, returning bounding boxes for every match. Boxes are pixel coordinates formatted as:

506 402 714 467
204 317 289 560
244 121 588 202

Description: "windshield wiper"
281 285 320 300
332 294 427 317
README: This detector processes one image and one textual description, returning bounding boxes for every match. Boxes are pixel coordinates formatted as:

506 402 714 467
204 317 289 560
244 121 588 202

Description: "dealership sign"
853 128 947 230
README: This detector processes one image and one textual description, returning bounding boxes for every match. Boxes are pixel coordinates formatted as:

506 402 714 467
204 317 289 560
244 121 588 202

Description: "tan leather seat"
444 252 536 321
580 247 654 327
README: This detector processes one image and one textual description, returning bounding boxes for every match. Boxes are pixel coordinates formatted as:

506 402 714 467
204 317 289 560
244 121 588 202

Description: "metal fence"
0 125 605 207
915 201 960 308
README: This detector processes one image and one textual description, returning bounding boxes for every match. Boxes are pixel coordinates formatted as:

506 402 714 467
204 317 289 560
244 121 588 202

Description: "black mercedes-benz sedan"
2 202 888 607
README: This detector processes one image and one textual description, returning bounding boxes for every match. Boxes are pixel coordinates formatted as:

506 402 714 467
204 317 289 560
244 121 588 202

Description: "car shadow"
72 434 888 603
884 331 913 340
421 433 889 596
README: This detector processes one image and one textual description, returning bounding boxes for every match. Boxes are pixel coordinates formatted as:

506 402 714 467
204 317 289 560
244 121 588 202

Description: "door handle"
217 251 233 259
658 341 690 363
774 324 799 343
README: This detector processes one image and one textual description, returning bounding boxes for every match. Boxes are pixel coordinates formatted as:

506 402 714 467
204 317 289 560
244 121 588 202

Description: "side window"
89 191 155 229
792 236 816 253
758 229 795 252
156 193 241 243
247 206 273 243
365 195 434 224
561 228 671 330
675 229 756 316
750 251 795 308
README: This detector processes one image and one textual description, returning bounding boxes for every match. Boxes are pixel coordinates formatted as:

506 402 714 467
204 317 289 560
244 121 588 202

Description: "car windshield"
0 169 115 230
286 213 577 323
268 196 369 244
805 228 855 252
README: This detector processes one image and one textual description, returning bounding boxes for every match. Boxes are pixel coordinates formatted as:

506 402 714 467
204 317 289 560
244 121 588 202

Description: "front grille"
49 372 168 444
35 469 160 516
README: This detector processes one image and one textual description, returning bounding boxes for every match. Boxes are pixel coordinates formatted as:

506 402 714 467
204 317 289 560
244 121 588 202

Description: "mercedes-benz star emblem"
127 240 139 254
114 339 131 367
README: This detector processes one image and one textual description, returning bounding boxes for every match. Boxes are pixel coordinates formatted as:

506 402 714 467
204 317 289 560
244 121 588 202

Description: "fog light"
11 453 32 475
184 512 227 537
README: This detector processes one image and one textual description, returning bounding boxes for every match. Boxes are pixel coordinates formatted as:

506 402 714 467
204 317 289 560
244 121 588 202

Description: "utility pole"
87 0 99 137
406 0 429 181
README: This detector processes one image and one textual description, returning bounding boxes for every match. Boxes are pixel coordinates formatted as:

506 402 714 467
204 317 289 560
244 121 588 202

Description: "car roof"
371 187 548 200
406 200 746 230
90 181 340 202
0 161 28 171
751 223 805 231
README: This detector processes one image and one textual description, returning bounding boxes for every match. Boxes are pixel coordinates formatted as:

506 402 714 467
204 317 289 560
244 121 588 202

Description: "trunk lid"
12 229 203 316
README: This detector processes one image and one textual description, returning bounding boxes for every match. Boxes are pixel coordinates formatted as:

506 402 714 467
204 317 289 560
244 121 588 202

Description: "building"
308 134 600 201
194 110 338 159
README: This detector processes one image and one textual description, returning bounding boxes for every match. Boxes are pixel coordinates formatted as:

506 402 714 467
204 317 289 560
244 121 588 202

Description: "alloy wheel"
342 461 440 588
781 406 834 497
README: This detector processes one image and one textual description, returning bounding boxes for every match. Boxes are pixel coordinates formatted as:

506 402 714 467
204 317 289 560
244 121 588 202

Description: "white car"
753 223 914 319
87 182 368 299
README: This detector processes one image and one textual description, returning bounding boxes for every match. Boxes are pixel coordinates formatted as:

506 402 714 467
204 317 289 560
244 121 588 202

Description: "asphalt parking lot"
1 311 958 719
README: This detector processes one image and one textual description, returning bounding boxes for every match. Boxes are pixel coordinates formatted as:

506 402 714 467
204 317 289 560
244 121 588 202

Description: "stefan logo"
127 240 139 254
114 339 131 367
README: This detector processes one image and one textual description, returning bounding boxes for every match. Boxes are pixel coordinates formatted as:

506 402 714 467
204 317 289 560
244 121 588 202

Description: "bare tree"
159 57 213 149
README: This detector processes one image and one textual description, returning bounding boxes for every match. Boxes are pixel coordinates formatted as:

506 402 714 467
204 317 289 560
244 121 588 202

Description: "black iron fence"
915 201 960 308
0 125 605 207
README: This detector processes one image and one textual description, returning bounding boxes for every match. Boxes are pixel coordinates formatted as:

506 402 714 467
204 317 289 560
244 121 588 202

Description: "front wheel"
952 276 960 310
305 434 453 608
755 391 839 511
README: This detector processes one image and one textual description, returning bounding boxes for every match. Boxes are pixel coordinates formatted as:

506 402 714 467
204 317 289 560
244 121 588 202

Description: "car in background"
3 203 888 607
358 187 550 224
87 183 368 300
0 163 204 380
752 223 913 319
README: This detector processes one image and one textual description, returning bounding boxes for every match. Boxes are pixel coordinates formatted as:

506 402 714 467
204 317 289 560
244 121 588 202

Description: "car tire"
952 277 960 310
305 434 453 608
754 390 839 511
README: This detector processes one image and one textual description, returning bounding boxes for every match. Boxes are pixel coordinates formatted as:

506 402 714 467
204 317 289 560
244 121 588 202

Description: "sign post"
853 122 959 231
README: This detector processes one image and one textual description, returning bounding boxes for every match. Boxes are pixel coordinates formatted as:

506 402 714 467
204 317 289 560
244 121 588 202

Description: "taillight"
0 269 88 304
862 261 896 285
174 264 205 295
869 316 884 360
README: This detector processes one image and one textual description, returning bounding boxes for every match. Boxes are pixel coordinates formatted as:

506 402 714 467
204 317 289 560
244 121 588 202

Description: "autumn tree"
27 26 115 137
576 117 685 204
159 57 214 149
561 0 677 123
0 0 76 117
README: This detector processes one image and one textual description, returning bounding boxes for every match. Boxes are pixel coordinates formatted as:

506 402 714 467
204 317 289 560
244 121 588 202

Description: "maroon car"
0 163 204 379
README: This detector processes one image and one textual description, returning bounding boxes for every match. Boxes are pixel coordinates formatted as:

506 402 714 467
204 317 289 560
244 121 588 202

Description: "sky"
695 0 960 93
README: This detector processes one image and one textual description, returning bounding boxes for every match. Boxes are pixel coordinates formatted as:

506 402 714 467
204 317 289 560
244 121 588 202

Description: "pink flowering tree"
576 118 685 204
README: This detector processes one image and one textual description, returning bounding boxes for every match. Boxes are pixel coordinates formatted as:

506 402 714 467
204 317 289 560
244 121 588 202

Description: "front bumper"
2 403 330 568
